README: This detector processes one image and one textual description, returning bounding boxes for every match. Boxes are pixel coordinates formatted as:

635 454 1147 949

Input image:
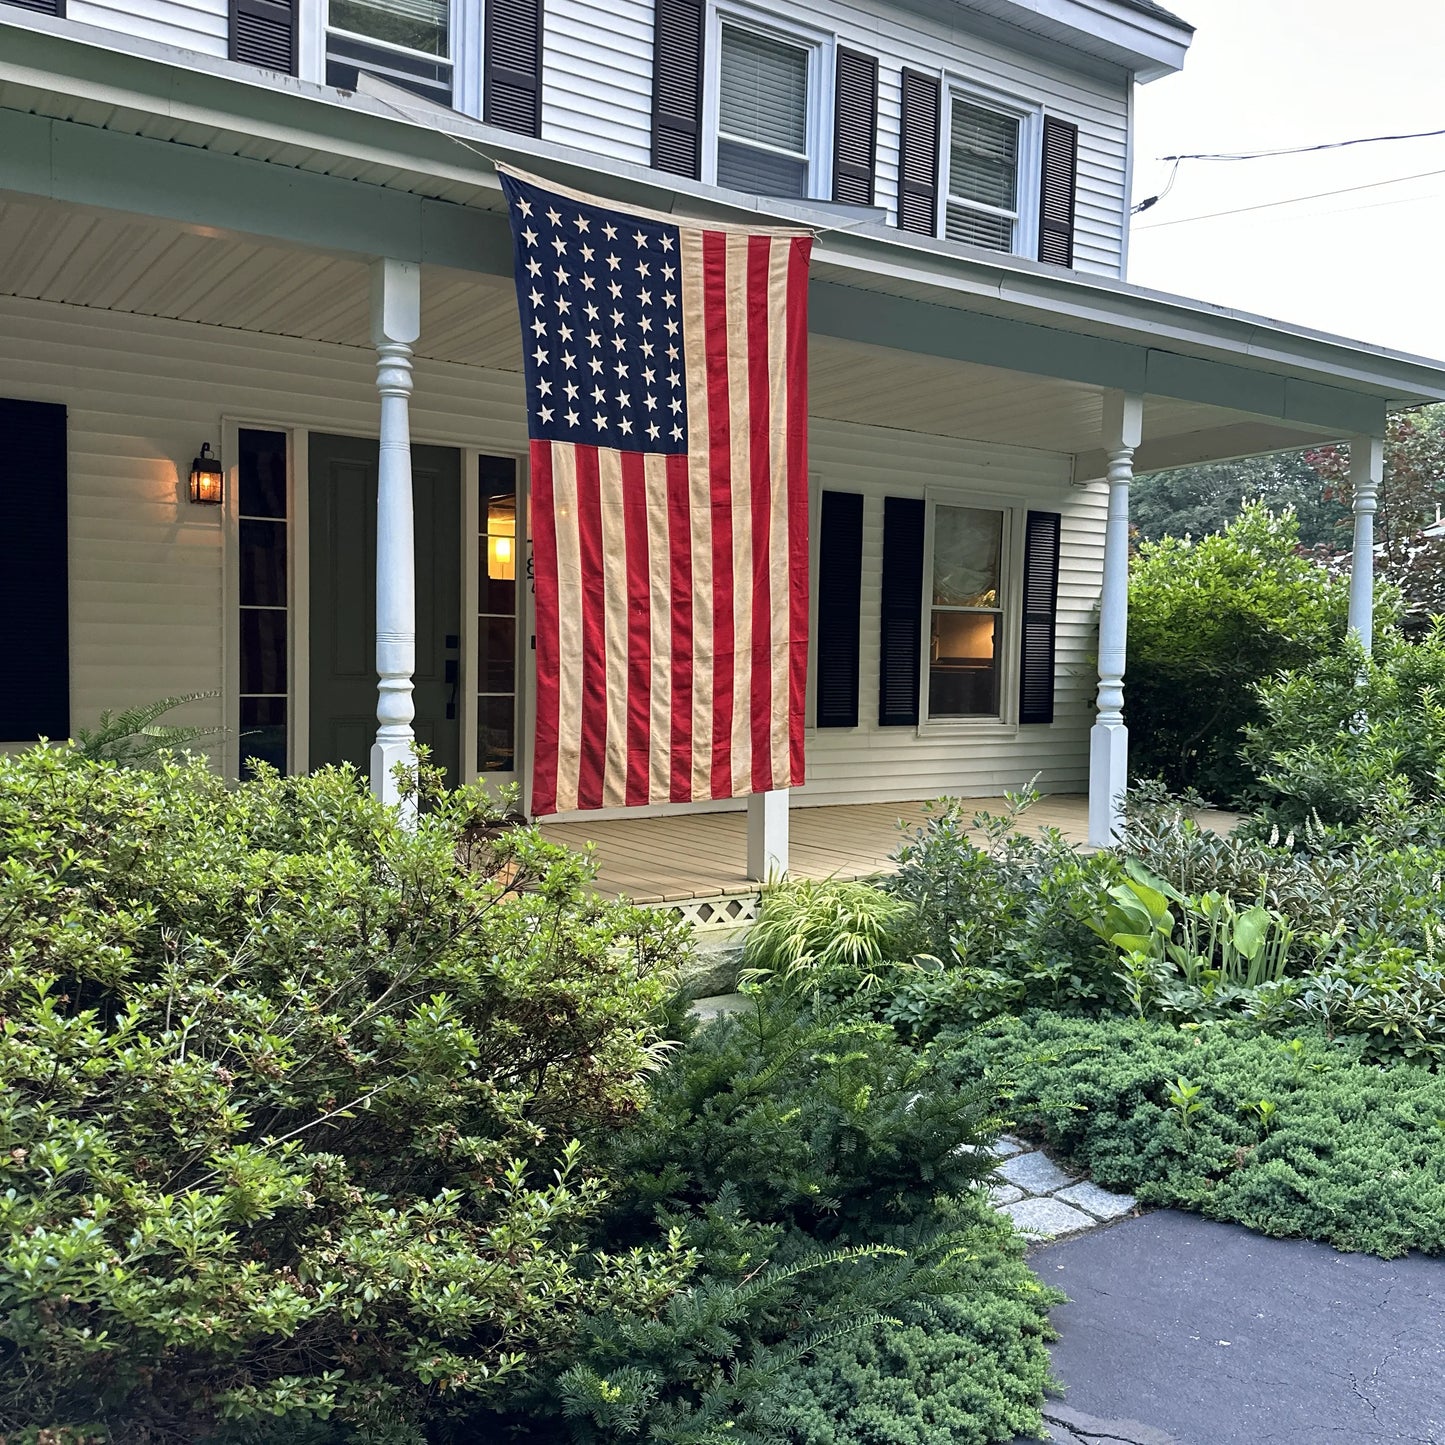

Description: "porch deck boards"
538 796 1241 904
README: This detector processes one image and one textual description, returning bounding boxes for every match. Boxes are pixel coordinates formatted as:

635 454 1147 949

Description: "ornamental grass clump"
0 745 689 1443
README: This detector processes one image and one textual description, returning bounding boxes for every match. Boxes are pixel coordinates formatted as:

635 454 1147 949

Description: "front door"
308 432 462 783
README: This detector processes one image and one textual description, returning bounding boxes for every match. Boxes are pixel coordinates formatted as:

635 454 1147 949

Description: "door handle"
445 658 459 719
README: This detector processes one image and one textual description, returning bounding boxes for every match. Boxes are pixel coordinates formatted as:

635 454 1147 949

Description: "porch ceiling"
0 194 1337 472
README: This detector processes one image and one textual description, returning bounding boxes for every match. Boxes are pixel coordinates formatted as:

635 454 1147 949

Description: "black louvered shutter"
815 492 864 728
0 399 68 741
5 0 66 13
1018 510 1062 724
878 497 925 727
897 69 940 236
485 0 544 137
229 0 298 74
1038 116 1078 267
651 0 704 179
832 48 878 207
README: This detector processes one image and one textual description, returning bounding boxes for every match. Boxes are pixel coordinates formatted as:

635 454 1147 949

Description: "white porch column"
747 789 789 881
1088 391 1143 847
1348 433 1385 653
369 257 422 812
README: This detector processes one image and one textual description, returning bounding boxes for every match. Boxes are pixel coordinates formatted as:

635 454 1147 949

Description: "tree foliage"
1125 503 1357 800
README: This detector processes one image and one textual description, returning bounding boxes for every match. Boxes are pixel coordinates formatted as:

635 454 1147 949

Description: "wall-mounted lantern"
189 443 223 505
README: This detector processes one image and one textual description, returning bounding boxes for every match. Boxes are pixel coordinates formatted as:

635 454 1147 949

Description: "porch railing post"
1348 433 1385 653
747 789 789 882
369 257 422 817
1089 391 1143 847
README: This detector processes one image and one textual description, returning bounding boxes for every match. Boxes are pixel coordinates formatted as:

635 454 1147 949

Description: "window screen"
946 99 1019 253
717 25 809 198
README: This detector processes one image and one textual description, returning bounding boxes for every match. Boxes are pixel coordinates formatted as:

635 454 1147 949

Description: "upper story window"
897 69 1078 268
327 0 454 104
945 100 1021 252
716 24 812 198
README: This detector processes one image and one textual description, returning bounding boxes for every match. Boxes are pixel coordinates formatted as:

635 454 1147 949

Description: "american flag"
498 165 813 816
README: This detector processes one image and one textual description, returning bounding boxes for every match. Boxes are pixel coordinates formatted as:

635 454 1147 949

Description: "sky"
1127 0 1445 360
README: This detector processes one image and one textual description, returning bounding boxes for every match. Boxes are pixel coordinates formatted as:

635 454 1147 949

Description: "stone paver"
997 1149 1078 1195
1056 1181 1138 1221
1001 1196 1094 1239
989 1132 1028 1158
989 1182 1025 1206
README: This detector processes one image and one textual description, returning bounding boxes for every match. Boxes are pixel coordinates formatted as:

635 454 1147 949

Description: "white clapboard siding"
543 0 1130 277
800 419 1103 804
0 293 1102 805
0 295 529 741
545 0 659 164
67 0 229 56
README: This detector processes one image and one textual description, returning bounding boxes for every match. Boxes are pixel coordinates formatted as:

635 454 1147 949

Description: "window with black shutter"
485 0 544 138
878 496 925 727
230 0 298 75
897 69 940 236
1018 510 1062 724
4 0 66 14
651 0 705 179
0 398 68 741
1038 115 1079 267
832 48 877 207
815 491 863 728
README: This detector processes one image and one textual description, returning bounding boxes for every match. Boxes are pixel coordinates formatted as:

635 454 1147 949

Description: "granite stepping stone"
1056 1180 1137 1221
1000 1196 1094 1239
997 1149 1078 1195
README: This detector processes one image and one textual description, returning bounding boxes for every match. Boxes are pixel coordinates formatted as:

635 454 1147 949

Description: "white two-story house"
0 0 1441 882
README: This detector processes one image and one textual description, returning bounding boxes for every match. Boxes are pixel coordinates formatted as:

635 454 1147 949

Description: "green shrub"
0 746 690 1443
946 1011 1445 1258
1245 621 1445 832
1126 504 1359 801
486 993 1059 1444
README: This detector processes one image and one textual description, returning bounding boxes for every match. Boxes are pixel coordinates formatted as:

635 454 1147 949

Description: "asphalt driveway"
1012 1209 1445 1445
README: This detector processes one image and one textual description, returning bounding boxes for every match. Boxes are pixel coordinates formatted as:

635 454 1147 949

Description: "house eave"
1 15 1442 420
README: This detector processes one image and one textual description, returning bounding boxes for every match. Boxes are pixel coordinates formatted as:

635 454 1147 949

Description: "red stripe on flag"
575 444 607 810
620 448 651 807
702 229 735 801
786 236 812 787
530 441 561 815
746 233 775 794
666 451 694 802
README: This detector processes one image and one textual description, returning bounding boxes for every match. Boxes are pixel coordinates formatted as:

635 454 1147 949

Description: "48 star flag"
499 165 813 815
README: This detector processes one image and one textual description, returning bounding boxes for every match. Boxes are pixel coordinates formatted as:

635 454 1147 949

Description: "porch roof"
4 16 1444 468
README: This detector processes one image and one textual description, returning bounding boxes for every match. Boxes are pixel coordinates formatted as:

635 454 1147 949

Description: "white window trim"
702 1 834 202
916 490 1027 733
939 78 1042 261
321 0 467 107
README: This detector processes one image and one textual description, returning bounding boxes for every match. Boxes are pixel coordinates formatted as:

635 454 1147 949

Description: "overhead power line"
1160 124 1445 163
1131 124 1445 216
1134 164 1445 231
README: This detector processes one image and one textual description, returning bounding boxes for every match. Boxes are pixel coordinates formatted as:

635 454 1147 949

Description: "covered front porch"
540 794 1242 905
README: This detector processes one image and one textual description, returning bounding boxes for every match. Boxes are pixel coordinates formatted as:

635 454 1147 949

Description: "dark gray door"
308 433 462 783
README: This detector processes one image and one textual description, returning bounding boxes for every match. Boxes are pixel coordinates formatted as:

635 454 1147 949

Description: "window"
236 428 290 777
327 0 453 104
927 504 1006 719
945 98 1021 253
716 23 812 198
477 456 518 774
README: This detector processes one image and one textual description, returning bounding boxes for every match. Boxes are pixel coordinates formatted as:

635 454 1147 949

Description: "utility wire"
1132 124 1445 214
1160 125 1445 162
1134 164 1445 230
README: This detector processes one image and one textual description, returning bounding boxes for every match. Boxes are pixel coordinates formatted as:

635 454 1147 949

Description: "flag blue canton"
501 171 689 456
